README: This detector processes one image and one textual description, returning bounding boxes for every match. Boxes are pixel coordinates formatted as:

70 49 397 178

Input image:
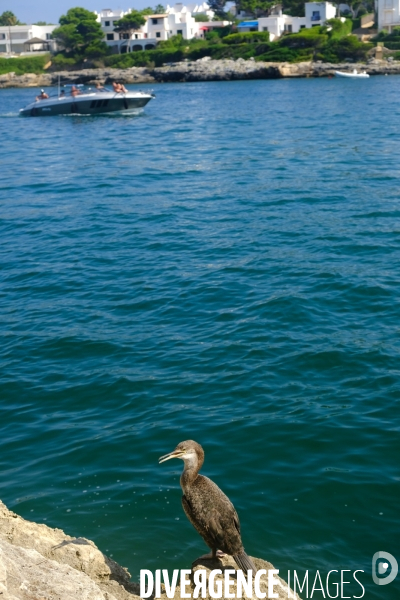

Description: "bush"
279 29 329 49
381 41 400 49
256 46 304 62
325 18 352 40
318 36 372 62
0 54 51 74
52 54 78 68
157 34 186 48
223 31 270 44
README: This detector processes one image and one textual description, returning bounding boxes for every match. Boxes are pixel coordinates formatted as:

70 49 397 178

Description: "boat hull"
334 71 369 78
20 91 153 117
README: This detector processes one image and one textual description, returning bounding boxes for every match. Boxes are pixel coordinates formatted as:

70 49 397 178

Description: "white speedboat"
20 85 154 117
334 69 370 79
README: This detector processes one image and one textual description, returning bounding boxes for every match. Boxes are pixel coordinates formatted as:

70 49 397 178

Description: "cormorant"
159 440 256 572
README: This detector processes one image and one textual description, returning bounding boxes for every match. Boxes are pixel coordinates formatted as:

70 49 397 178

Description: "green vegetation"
0 8 373 75
113 11 146 39
0 54 51 75
0 10 23 25
235 0 275 17
207 0 228 19
325 18 352 40
223 31 270 44
374 26 400 45
52 7 108 59
99 19 371 67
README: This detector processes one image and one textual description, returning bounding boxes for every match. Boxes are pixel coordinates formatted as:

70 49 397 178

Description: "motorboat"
334 69 370 79
20 84 154 117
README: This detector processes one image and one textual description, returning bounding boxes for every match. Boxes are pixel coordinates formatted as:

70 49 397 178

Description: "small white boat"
334 69 370 79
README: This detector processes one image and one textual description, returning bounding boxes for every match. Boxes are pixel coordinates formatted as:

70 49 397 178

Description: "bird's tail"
233 550 257 573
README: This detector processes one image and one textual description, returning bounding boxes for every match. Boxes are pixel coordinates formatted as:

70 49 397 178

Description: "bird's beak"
159 449 183 464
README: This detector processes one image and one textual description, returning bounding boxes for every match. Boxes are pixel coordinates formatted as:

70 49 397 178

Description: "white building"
146 8 200 41
376 0 400 31
171 2 215 20
0 24 57 55
97 5 205 52
257 2 337 40
257 9 306 39
96 8 153 52
305 2 337 27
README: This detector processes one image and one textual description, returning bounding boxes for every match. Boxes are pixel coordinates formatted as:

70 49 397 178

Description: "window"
152 18 158 24
311 10 321 21
263 27 268 31
300 24 305 29
107 33 114 40
0 44 6 51
105 20 110 26
156 32 161 37
177 29 183 34
46 33 51 39
119 33 129 39
134 33 138 39
0 33 6 39
284 24 292 32
11 32 28 40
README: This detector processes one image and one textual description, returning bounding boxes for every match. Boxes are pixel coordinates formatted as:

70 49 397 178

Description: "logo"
372 552 398 586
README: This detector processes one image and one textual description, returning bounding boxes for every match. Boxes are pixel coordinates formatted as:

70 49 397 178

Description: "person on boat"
112 81 128 93
36 89 49 101
71 85 81 97
95 82 106 91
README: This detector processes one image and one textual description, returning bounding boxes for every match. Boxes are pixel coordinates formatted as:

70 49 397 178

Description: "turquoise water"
1 77 399 599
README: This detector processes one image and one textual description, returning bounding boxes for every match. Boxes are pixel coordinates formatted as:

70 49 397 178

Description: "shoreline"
1 59 399 88
0 499 300 599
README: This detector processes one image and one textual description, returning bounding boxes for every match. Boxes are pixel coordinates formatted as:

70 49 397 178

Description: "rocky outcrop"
2 58 400 88
0 68 155 88
157 555 301 600
0 500 141 600
0 500 301 600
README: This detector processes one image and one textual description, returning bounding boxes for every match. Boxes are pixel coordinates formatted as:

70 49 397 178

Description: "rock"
0 500 301 600
0 500 140 600
3 59 400 88
158 555 301 600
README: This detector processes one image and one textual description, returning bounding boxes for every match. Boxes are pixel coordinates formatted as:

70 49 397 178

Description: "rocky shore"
0 499 300 600
0 58 399 88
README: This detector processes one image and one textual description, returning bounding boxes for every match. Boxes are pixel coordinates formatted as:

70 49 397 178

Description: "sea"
0 76 399 600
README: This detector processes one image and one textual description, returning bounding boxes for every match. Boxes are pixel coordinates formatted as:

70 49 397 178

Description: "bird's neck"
180 456 199 493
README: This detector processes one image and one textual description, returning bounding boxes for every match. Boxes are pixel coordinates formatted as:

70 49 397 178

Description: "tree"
154 4 166 13
207 0 227 19
52 7 106 56
113 11 146 53
0 11 21 25
113 11 146 37
194 13 210 21
235 0 275 17
34 21 54 26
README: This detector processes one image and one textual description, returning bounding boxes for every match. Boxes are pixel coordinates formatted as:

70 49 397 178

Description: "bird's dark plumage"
159 440 256 572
